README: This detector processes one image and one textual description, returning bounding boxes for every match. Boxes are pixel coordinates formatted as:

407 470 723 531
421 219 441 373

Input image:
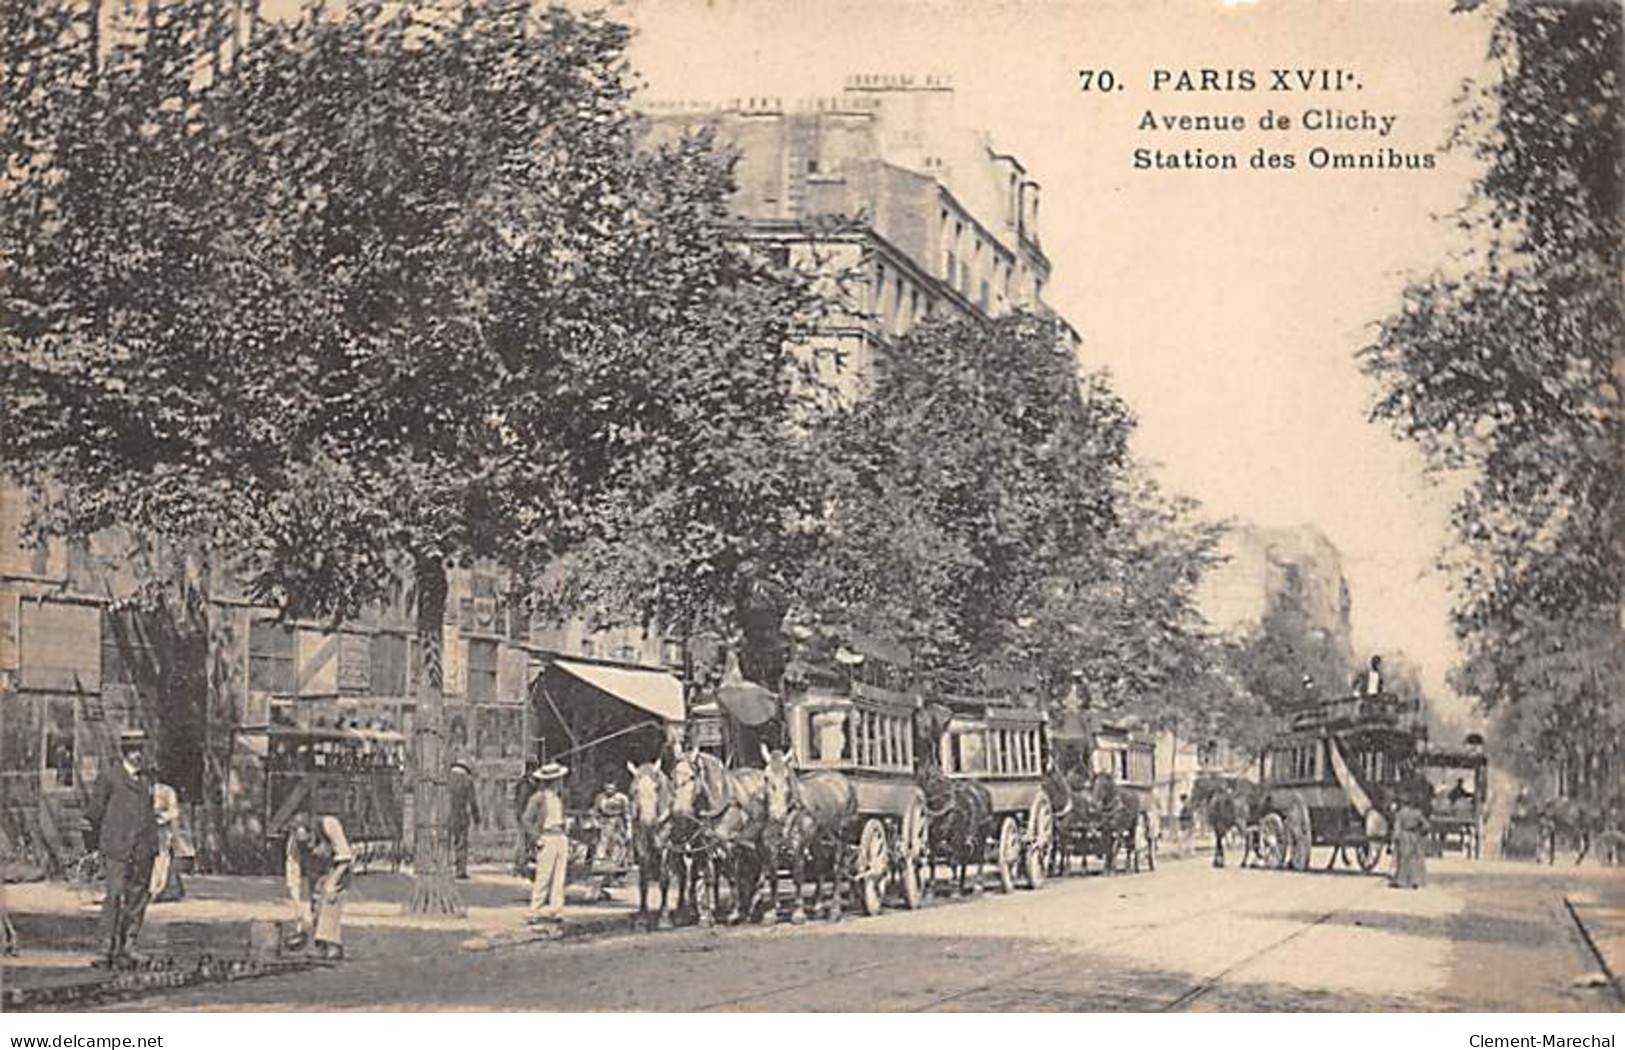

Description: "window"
44 697 74 788
952 730 986 773
579 638 595 659
507 594 530 642
249 620 296 695
100 610 157 688
810 708 848 763
806 158 819 174
467 639 498 702
371 633 409 697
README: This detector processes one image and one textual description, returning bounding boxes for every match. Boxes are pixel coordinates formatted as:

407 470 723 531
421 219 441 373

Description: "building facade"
1196 523 1356 656
644 72 1077 395
0 481 688 875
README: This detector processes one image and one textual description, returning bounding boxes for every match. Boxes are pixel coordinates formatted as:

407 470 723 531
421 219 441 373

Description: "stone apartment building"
644 72 1078 394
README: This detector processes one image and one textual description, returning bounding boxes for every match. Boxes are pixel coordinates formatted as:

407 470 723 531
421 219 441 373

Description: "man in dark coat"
448 760 481 879
84 729 159 968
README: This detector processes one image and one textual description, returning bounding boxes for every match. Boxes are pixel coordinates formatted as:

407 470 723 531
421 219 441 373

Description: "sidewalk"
3 863 646 1008
1565 888 1625 998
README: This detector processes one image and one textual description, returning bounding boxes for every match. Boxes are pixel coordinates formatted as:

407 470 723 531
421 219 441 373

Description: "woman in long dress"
1390 795 1429 889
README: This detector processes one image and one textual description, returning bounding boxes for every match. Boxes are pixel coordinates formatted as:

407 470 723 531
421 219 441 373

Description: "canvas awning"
550 659 685 723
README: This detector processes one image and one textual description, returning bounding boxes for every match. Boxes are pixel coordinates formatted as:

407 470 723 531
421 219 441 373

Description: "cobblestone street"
17 857 1610 1013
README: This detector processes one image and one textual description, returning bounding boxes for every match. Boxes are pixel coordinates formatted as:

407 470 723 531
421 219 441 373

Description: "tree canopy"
0 0 836 908
1359 0 1622 791
794 311 1240 738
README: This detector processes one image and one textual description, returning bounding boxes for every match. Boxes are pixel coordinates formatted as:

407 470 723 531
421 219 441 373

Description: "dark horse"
1188 776 1270 869
626 761 681 930
917 760 995 896
1042 760 1091 877
1085 772 1151 874
914 704 995 895
760 747 857 925
679 749 768 924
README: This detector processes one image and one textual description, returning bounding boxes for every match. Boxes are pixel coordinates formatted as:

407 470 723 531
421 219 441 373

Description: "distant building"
1196 522 1356 663
644 72 1078 394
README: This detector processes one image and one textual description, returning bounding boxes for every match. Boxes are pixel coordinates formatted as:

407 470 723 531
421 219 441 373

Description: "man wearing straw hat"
84 729 159 968
520 761 570 925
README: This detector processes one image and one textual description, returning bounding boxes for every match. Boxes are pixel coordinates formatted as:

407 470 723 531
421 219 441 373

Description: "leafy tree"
794 310 1235 746
2 0 825 909
1359 1 1622 794
1227 561 1355 712
796 312 1133 680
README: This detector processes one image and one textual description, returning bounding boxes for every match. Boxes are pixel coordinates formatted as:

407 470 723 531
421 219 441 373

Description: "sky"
616 0 1497 721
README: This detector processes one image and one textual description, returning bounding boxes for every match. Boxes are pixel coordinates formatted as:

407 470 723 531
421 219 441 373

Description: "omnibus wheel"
996 817 1020 894
1025 793 1053 890
858 818 889 916
901 798 929 910
1258 813 1287 868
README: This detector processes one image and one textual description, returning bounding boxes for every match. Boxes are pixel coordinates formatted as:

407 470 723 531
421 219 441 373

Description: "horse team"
622 743 1155 931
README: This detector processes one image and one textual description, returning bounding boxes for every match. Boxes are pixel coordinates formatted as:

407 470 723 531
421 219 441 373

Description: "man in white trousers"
284 807 355 960
521 762 570 926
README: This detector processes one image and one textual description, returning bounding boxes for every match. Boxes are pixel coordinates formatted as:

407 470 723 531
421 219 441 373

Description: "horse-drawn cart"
226 724 407 874
783 650 930 915
1252 693 1423 872
1421 744 1487 858
930 698 1053 891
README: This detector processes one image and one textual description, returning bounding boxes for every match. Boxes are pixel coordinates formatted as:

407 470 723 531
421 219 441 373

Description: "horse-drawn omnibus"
1093 722 1158 868
225 723 408 873
1252 693 1423 872
783 644 931 915
931 697 1054 891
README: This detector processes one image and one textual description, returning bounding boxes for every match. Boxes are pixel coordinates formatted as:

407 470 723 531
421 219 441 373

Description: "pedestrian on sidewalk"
148 778 187 903
284 806 356 960
590 778 632 900
449 759 480 880
1389 784 1429 890
521 762 570 925
84 729 159 969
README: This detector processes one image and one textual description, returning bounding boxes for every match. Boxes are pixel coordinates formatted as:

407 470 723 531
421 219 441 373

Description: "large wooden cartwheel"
900 796 930 910
1285 796 1312 871
995 816 1021 894
857 818 890 917
1024 792 1054 889
1356 808 1388 872
1257 812 1288 868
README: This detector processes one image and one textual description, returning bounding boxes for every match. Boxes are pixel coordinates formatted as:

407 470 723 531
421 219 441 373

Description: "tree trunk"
407 553 464 915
